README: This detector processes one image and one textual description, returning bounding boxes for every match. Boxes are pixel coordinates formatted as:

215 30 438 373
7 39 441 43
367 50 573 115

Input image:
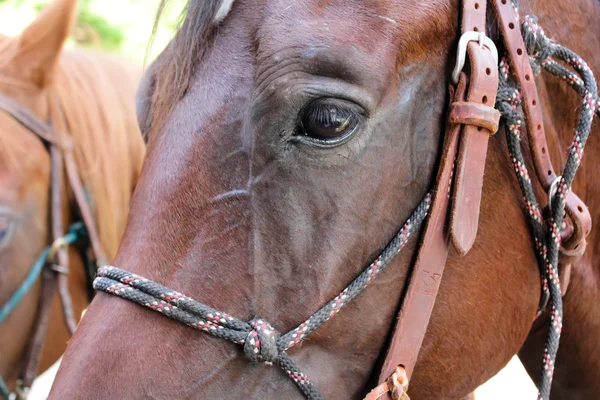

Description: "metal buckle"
547 175 562 211
451 31 499 84
47 236 68 263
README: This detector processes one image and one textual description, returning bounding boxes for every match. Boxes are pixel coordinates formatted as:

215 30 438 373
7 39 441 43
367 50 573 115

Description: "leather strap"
450 42 501 255
50 96 108 266
49 97 79 336
371 2 500 398
490 0 590 296
489 0 553 189
447 0 499 256
0 92 107 390
368 84 461 399
21 98 73 389
0 93 106 265
20 268 59 388
490 0 591 252
17 113 69 390
370 77 466 400
366 366 410 400
0 94 60 147
448 102 501 134
371 3 592 398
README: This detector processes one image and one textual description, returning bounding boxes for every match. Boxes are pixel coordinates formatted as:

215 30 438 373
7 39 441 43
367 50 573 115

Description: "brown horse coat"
0 0 145 391
51 0 600 399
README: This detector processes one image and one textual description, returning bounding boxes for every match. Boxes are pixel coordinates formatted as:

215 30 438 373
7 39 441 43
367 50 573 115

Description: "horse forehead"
258 1 396 45
251 3 393 79
254 0 452 62
0 117 49 189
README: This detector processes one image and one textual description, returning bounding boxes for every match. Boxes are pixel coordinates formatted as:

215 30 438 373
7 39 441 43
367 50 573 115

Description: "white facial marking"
214 0 235 23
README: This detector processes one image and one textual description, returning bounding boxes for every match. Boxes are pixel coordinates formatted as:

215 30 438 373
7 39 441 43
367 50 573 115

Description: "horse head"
51 0 600 399
0 0 145 395
0 0 79 392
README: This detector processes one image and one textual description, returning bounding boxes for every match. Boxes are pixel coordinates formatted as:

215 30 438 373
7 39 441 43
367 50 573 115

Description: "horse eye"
0 216 15 250
297 100 359 145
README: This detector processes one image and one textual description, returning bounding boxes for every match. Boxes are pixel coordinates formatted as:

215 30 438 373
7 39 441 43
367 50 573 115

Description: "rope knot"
521 14 554 73
243 319 280 365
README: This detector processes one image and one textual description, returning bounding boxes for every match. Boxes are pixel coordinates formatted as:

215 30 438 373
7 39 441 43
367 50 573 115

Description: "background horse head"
0 0 145 393
51 0 600 399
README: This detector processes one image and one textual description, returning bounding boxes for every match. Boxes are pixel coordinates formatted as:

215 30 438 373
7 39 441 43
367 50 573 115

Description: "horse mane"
0 15 146 260
150 0 227 133
50 49 146 259
0 46 145 259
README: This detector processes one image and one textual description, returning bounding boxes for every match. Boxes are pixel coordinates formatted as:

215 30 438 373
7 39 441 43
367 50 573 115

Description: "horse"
0 0 145 396
49 0 600 399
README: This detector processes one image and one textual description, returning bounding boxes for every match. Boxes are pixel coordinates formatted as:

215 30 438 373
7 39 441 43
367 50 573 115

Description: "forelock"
149 0 237 133
214 0 235 23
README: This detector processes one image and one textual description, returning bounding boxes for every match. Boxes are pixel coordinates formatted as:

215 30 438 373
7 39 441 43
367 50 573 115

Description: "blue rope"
0 222 87 400
0 222 86 325
0 248 50 325
0 376 9 400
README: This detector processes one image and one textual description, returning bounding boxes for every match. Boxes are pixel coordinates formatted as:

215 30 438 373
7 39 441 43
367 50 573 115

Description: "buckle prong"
548 175 562 211
47 236 68 262
452 31 499 84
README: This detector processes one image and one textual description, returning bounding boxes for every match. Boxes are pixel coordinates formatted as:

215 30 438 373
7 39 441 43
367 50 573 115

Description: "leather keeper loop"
448 101 501 134
560 239 587 262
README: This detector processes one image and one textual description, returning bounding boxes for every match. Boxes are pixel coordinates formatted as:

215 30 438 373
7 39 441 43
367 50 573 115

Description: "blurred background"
0 1 539 399
0 0 185 63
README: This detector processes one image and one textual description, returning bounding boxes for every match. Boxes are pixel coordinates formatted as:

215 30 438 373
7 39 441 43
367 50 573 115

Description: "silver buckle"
451 31 499 84
46 236 69 263
548 175 562 211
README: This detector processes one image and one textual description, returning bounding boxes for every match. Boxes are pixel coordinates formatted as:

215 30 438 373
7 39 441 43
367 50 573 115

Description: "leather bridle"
372 1 593 398
0 93 106 399
93 0 595 399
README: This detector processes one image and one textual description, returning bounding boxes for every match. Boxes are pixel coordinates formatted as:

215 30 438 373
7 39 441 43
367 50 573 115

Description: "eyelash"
302 103 356 127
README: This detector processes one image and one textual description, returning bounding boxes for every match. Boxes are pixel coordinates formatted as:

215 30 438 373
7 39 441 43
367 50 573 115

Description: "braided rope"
93 6 598 400
94 193 432 400
0 376 9 400
497 3 598 399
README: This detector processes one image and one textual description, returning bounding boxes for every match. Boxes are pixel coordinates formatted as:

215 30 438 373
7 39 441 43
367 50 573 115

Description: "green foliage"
30 0 124 52
76 0 125 51
0 0 184 63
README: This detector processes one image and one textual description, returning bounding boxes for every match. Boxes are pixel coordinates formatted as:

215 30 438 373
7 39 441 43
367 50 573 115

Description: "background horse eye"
0 215 15 250
297 99 360 145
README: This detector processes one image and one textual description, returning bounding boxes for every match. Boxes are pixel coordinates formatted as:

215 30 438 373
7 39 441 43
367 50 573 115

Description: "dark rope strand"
496 61 550 312
523 14 597 400
94 192 432 400
497 3 598 399
280 193 431 349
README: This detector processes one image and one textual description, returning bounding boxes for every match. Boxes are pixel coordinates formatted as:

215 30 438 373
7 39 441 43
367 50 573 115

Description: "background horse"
50 0 600 399
0 0 145 394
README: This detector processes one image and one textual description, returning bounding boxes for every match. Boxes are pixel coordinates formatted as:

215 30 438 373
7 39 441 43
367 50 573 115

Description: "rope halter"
244 319 280 365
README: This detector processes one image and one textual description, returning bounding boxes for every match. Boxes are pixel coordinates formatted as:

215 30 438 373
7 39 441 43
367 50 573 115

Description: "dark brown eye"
297 100 359 145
